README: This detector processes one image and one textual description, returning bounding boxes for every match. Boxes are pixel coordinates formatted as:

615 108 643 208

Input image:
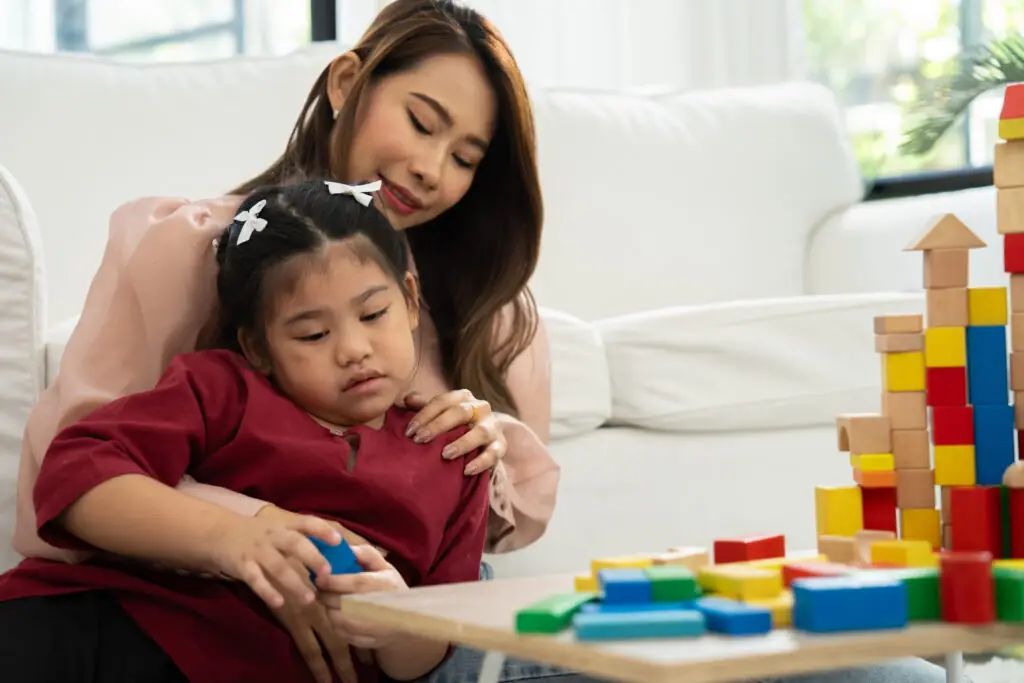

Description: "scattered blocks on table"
792 574 908 633
900 509 941 550
940 551 995 624
643 565 701 602
572 609 706 640
591 554 653 574
782 561 854 587
654 547 711 571
695 597 773 635
854 530 897 564
869 539 934 568
574 572 597 592
994 567 1024 622
713 534 786 564
870 568 941 622
817 535 857 564
712 565 783 601
516 592 597 633
599 569 652 604
746 590 794 628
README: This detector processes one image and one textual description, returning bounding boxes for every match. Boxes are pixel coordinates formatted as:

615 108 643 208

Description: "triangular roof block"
1002 83 1024 121
903 213 986 251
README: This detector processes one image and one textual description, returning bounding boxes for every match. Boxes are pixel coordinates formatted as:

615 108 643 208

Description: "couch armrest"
805 185 1003 296
44 314 78 387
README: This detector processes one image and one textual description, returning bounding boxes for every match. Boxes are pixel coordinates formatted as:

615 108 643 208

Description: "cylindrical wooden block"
1010 488 1024 559
940 552 995 624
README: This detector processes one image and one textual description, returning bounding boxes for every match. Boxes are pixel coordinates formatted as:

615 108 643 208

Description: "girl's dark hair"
214 179 408 350
229 0 541 417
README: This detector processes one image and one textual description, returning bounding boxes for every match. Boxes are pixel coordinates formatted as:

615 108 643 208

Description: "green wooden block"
1003 486 1012 560
643 565 701 602
515 592 597 633
871 568 940 621
994 568 1024 622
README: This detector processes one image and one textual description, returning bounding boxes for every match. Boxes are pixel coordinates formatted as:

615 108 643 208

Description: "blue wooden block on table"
694 597 772 635
579 600 696 614
792 575 907 633
572 609 706 640
309 536 362 577
599 569 652 603
965 326 1008 406
973 404 1016 486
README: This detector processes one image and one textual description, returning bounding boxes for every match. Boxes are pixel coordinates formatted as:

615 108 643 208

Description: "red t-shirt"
0 350 489 683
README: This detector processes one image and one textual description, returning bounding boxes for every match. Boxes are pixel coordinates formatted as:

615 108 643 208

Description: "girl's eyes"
407 109 477 170
361 307 389 323
297 331 328 342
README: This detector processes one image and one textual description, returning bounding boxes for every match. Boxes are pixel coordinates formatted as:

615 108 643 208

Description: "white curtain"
338 0 807 93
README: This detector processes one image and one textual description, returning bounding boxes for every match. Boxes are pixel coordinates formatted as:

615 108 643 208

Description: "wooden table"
341 573 1024 683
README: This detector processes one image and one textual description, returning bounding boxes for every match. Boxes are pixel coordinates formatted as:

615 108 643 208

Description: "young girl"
0 179 489 683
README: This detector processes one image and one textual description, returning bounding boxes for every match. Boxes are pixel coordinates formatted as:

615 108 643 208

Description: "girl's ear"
403 272 421 331
327 51 362 113
237 329 272 376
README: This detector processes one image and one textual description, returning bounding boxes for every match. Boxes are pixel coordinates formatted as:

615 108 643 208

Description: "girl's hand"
400 389 507 475
256 504 388 558
317 544 409 649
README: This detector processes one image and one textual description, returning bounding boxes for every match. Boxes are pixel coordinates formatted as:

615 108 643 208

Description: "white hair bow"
324 180 382 207
234 199 268 245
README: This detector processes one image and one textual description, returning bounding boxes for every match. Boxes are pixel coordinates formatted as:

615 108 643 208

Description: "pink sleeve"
12 196 269 562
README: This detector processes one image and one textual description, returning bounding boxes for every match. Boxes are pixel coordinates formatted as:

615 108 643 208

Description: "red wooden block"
712 534 785 564
1006 234 1024 274
782 561 853 587
930 406 974 445
1010 488 1024 559
861 486 898 534
925 367 967 407
1003 84 1024 120
940 551 995 624
949 486 1003 558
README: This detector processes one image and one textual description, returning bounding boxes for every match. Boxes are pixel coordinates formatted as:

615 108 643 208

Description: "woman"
12 2 958 683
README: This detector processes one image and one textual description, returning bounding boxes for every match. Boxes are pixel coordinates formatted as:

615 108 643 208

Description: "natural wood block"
942 522 953 550
882 352 926 392
999 186 1024 234
1004 462 1024 489
892 429 930 469
882 391 927 430
854 530 896 564
995 140 1024 188
968 287 1009 326
904 214 986 251
941 486 953 523
923 327 966 368
836 414 891 454
923 249 968 288
896 468 936 509
873 315 923 334
1016 393 1024 429
1013 313 1024 351
1011 275 1024 312
926 288 968 327
1012 354 1024 392
875 333 924 353
817 534 857 564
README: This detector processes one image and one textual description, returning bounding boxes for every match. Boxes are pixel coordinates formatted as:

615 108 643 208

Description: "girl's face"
332 52 498 231
246 239 420 430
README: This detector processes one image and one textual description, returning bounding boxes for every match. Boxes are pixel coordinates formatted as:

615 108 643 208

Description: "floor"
962 655 1024 683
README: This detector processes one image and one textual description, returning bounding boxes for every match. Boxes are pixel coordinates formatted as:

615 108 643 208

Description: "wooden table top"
340 573 1024 683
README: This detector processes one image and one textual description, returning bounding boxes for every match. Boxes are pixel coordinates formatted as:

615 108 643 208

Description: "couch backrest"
0 43 863 327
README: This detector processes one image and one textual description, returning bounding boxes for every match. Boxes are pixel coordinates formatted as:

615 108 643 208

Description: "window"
803 0 1024 184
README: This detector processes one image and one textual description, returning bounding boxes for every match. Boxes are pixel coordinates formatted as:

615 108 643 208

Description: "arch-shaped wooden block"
836 414 891 454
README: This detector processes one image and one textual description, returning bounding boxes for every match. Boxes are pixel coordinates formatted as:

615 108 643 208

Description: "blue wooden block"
572 609 706 640
695 597 772 635
974 404 1016 486
966 326 1009 406
599 569 653 604
308 536 362 578
792 575 907 633
579 600 696 614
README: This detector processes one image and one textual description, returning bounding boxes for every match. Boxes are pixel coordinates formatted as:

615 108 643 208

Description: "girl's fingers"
316 571 383 595
261 549 316 605
276 531 333 580
288 515 343 548
242 561 285 609
349 543 390 571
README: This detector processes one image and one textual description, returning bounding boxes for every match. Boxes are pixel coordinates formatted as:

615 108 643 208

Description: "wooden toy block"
849 453 894 471
578 600 696 615
1017 395 1024 428
870 539 934 567
892 429 930 469
896 469 936 509
696 565 724 593
599 569 652 603
744 550 826 572
591 555 653 575
1012 275 1024 311
1014 313 1024 350
1001 117 1024 141
994 140 1024 189
815 486 863 537
941 486 953 523
973 404 1016 486
1012 353 1024 391
875 333 924 353
745 590 794 628
926 366 967 407
939 551 995 624
994 567 1024 622
515 592 597 633
817 535 857 564
881 391 927 430
934 445 976 486
861 487 898 534
1003 189 1024 235
943 523 953 550
871 567 941 621
994 559 1024 570
1001 84 1024 120
923 327 967 368
1008 487 1024 559
855 530 897 563
966 325 1009 406
1006 234 1024 273
783 561 854 588
1004 485 1013 559
791 574 908 633
572 608 706 640
575 573 597 592
712 535 785 564
308 536 362 577
695 597 773 635
655 547 710 571
923 248 969 288
713 565 783 601
835 414 891 454
900 508 941 550
926 287 969 327
903 214 986 252
854 469 897 488
873 314 923 334
643 565 701 602
1005 462 1024 488
930 405 974 445
881 352 926 392
968 287 1010 325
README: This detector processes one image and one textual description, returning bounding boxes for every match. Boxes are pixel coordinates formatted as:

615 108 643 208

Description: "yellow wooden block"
746 590 794 628
995 559 1024 571
591 555 653 575
1001 117 1024 141
968 287 1009 326
714 565 783 601
815 486 863 537
882 352 926 391
924 327 967 368
744 552 827 572
849 453 895 471
870 539 934 567
697 565 725 593
934 445 976 486
900 508 941 550
574 572 597 592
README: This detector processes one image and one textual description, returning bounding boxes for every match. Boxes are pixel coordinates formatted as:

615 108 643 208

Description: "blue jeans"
421 564 967 683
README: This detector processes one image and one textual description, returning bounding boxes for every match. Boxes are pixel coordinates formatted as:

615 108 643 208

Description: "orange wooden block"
855 469 898 488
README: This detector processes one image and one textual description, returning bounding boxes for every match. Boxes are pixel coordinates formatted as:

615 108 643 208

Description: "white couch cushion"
596 292 926 432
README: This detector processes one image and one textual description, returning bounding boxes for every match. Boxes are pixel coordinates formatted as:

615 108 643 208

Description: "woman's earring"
332 108 340 121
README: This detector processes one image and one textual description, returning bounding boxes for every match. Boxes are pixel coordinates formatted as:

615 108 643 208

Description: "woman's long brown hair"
230 0 541 417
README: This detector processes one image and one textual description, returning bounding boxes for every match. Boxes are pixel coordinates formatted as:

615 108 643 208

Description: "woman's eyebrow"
411 92 489 152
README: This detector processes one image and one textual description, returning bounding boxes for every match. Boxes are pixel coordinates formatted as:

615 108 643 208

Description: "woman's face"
336 53 498 231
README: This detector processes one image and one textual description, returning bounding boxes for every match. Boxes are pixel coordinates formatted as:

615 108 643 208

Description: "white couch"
0 43 1001 577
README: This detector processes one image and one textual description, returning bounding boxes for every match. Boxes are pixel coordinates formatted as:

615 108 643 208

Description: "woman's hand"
400 389 507 475
317 544 409 649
